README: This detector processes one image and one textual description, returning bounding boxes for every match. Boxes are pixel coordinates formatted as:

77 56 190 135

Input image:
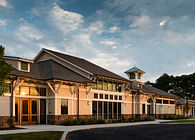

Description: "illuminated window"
20 86 29 95
113 82 116 92
30 87 39 96
97 80 103 90
108 82 112 91
103 80 108 91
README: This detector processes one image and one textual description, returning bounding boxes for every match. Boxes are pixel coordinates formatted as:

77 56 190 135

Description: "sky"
0 0 195 82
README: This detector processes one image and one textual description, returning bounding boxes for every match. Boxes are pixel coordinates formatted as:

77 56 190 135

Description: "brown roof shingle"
10 59 92 83
44 48 129 81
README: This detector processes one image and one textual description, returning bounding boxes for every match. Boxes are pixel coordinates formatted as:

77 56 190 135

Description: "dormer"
125 66 145 82
18 61 31 72
3 56 33 72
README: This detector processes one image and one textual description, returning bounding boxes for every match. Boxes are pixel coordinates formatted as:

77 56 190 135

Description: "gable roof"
42 48 129 82
9 59 92 83
125 66 145 74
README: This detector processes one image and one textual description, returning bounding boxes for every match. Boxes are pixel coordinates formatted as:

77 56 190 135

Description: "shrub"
97 119 106 124
80 119 88 125
88 118 97 124
144 116 154 121
7 117 14 128
72 119 81 125
63 120 73 126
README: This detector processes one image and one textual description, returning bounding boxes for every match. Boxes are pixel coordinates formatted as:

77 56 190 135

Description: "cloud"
49 4 83 34
100 40 116 46
130 15 151 28
15 24 43 42
160 17 169 27
90 52 132 75
0 0 7 7
0 19 6 26
89 21 104 35
109 26 119 33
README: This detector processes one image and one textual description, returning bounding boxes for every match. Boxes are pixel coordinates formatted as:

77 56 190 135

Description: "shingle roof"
143 84 180 98
130 81 179 98
44 48 129 81
10 59 92 83
125 66 145 74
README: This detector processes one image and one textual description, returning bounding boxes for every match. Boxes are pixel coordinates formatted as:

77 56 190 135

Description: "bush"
72 119 81 125
97 119 106 124
88 118 97 124
63 120 73 126
7 117 14 128
144 116 154 121
80 119 88 125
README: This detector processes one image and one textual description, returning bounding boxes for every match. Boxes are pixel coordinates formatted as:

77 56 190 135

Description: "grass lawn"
161 120 195 124
0 131 64 140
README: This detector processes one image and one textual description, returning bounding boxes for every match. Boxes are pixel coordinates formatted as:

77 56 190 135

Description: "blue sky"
0 0 195 82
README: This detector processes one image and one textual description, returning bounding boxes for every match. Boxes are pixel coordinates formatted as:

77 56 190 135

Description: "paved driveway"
66 124 195 140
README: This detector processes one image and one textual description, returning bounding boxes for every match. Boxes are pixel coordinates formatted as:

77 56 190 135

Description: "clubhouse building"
0 48 194 127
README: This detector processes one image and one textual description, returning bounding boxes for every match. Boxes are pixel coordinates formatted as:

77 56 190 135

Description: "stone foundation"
47 115 93 125
0 116 11 128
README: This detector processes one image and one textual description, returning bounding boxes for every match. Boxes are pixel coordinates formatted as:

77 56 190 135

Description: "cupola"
125 66 145 82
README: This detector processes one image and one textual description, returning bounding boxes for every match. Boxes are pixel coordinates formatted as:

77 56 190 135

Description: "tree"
150 72 195 99
0 45 12 96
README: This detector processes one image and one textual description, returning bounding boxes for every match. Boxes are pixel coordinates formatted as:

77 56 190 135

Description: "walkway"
0 120 170 140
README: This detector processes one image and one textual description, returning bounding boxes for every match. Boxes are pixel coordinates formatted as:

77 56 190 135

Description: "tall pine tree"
0 45 12 95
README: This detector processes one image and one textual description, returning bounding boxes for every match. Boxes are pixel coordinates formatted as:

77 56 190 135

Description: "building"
0 48 185 127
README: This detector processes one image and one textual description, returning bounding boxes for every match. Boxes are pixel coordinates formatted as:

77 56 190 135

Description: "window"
40 88 46 96
163 100 169 104
130 73 135 79
30 87 39 96
137 73 141 79
20 86 29 95
100 94 103 99
142 104 145 114
108 82 112 91
94 93 98 99
61 99 68 114
15 87 20 95
156 99 162 104
103 80 108 91
170 101 175 104
21 61 28 71
110 95 113 100
97 80 103 90
114 95 118 100
117 83 122 92
113 83 117 92
105 94 108 99
92 101 97 118
119 96 122 100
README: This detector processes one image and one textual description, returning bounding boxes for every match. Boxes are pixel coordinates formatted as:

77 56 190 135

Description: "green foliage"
72 119 81 125
96 119 106 124
0 45 13 96
63 120 73 126
80 119 88 125
147 73 195 99
87 118 96 124
6 117 14 128
143 116 154 121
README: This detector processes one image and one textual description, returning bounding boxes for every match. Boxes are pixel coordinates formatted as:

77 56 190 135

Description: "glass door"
21 98 39 125
30 99 38 124
21 99 30 125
